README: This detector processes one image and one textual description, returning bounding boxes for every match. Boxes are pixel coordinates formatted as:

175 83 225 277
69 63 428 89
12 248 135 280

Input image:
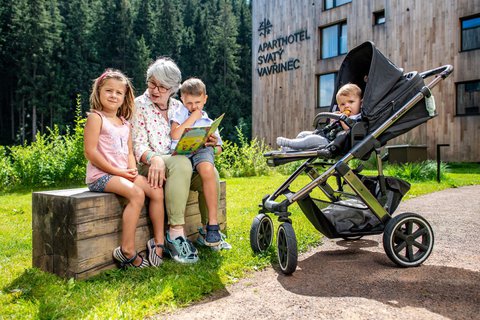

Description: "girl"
84 69 165 268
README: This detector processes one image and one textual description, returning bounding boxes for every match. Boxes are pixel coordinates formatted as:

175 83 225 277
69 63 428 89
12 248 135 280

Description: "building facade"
252 0 480 162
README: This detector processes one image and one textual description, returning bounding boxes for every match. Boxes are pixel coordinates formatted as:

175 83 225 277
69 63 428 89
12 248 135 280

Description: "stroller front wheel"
383 212 434 267
277 223 298 275
250 213 274 253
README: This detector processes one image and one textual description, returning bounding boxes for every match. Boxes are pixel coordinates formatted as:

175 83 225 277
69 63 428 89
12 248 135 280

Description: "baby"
277 83 362 150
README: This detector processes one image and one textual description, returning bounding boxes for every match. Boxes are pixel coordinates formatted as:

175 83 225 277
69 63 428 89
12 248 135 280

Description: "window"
373 10 385 25
321 22 347 59
317 73 337 111
456 80 480 116
324 0 351 10
461 15 480 51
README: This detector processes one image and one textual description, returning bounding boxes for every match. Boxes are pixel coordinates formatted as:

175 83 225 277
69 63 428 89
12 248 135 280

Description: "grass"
0 164 479 319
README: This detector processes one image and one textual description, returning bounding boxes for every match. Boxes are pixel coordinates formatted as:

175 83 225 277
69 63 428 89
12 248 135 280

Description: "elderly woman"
131 57 220 264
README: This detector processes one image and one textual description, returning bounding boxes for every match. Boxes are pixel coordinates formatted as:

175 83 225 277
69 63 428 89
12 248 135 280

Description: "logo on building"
258 18 273 37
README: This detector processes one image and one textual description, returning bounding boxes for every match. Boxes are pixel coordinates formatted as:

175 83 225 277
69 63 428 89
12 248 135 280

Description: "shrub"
4 98 86 190
0 146 16 191
386 160 448 182
216 127 272 178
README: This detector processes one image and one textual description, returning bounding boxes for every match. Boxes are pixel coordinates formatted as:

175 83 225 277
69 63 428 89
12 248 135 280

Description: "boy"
277 83 362 150
170 77 224 247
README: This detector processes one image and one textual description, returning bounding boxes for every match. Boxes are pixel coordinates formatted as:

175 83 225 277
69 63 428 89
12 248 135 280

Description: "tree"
10 0 63 142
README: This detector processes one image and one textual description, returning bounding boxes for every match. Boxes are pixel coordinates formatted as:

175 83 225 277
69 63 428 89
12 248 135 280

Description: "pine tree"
10 0 63 142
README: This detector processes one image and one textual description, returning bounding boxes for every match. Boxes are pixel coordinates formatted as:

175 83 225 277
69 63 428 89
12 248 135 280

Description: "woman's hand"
148 156 166 188
205 134 218 147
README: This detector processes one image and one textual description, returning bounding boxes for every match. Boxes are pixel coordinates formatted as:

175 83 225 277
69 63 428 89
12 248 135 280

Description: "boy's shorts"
191 147 215 169
87 174 112 192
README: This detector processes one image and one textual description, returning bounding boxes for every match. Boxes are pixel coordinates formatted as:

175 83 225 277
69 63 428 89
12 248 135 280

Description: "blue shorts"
191 147 215 170
87 174 113 192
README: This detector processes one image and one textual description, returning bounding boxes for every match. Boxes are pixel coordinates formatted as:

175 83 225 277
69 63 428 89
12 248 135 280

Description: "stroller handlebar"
419 65 453 80
313 112 356 129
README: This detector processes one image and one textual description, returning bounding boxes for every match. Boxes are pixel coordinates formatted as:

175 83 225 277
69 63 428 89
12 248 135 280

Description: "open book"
173 113 225 155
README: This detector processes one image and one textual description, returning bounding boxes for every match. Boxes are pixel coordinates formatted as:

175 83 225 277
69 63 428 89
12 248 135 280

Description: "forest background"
0 0 252 146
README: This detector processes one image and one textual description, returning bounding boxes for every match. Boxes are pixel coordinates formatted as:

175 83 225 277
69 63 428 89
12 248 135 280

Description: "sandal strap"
133 254 147 268
150 242 166 251
119 248 138 268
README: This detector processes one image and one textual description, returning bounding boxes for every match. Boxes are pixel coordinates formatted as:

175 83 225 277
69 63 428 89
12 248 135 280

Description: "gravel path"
160 185 480 320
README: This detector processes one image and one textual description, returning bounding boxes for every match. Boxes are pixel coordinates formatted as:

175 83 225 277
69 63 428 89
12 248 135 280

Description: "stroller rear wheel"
250 213 274 253
383 212 434 267
276 223 298 275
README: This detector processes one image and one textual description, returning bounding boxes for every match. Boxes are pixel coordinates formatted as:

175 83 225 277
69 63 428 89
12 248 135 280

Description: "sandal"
113 247 150 269
205 224 222 247
147 238 165 267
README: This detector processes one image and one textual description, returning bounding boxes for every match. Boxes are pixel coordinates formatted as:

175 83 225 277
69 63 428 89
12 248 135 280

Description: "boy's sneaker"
197 227 232 251
204 224 222 246
165 231 199 263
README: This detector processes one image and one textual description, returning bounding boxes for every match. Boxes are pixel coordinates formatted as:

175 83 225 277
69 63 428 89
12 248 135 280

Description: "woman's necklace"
155 103 168 111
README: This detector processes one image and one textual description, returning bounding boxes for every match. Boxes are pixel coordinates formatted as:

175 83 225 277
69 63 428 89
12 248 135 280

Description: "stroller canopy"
331 41 429 144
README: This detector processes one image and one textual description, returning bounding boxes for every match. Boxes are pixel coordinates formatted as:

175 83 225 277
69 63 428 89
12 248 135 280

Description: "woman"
131 57 220 264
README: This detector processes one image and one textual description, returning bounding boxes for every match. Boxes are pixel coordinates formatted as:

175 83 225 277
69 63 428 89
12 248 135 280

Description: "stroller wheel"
383 212 434 267
276 223 298 275
250 213 274 253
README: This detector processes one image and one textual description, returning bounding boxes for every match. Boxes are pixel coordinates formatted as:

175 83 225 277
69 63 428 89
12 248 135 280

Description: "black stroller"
249 41 453 274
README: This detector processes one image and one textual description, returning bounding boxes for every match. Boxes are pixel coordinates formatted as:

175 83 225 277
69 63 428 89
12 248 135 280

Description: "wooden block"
32 181 226 280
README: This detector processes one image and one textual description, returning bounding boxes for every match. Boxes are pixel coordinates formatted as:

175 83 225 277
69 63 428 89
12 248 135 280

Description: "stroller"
249 41 453 274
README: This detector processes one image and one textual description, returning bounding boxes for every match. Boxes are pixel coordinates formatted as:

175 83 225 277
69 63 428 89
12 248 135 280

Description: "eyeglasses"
147 81 170 93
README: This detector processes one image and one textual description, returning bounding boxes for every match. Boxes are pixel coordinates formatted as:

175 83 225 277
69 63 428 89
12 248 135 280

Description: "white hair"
146 57 182 93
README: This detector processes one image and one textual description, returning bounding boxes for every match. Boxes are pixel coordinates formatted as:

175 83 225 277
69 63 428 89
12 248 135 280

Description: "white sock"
169 226 184 240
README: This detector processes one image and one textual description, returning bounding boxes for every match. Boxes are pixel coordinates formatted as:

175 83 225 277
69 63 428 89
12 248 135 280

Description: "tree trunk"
32 105 37 141
21 98 25 144
10 90 15 141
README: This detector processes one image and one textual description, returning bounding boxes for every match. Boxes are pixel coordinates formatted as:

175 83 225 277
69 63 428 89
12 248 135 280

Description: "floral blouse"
131 90 183 163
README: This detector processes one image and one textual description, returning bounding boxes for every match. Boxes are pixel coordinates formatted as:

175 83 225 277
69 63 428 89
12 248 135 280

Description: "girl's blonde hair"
89 69 135 120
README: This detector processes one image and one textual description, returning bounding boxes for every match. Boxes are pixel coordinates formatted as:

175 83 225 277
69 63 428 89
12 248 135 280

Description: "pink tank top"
86 110 131 183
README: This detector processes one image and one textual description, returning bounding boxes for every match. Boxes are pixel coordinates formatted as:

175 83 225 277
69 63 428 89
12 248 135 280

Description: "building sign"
256 19 310 77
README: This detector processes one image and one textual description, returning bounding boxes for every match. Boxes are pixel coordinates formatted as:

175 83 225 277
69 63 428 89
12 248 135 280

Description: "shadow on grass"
3 250 225 319
276 240 480 320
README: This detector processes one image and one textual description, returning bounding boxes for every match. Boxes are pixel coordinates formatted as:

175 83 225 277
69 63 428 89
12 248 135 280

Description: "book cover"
173 113 225 155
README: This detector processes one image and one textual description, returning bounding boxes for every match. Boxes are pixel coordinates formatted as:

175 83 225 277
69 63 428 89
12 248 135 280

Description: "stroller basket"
298 176 410 237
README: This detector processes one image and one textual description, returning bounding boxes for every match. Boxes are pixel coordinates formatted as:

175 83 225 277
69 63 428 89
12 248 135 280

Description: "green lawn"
0 166 479 319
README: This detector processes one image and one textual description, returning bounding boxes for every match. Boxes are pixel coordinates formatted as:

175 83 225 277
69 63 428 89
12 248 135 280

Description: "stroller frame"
250 62 453 275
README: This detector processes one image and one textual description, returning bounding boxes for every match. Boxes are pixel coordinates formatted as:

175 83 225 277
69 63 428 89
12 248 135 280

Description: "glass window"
456 80 480 116
374 10 386 25
324 0 351 10
318 73 337 110
461 15 480 51
321 22 348 59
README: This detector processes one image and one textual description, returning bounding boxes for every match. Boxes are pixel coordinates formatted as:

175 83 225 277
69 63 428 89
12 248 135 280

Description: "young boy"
277 83 362 150
170 77 224 247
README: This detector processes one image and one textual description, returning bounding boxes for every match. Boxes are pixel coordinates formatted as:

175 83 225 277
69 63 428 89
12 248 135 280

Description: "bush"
0 146 16 190
2 98 86 191
386 160 448 182
216 127 272 178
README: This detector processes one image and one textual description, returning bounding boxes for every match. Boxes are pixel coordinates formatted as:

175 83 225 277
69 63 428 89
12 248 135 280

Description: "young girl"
84 69 165 268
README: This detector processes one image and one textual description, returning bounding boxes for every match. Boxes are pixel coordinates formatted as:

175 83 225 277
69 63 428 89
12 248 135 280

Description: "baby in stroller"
277 83 363 151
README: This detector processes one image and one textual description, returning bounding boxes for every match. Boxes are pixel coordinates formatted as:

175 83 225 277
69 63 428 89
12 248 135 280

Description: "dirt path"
160 185 480 320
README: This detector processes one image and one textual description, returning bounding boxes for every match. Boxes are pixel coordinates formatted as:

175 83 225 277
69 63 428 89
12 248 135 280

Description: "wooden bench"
32 181 226 280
